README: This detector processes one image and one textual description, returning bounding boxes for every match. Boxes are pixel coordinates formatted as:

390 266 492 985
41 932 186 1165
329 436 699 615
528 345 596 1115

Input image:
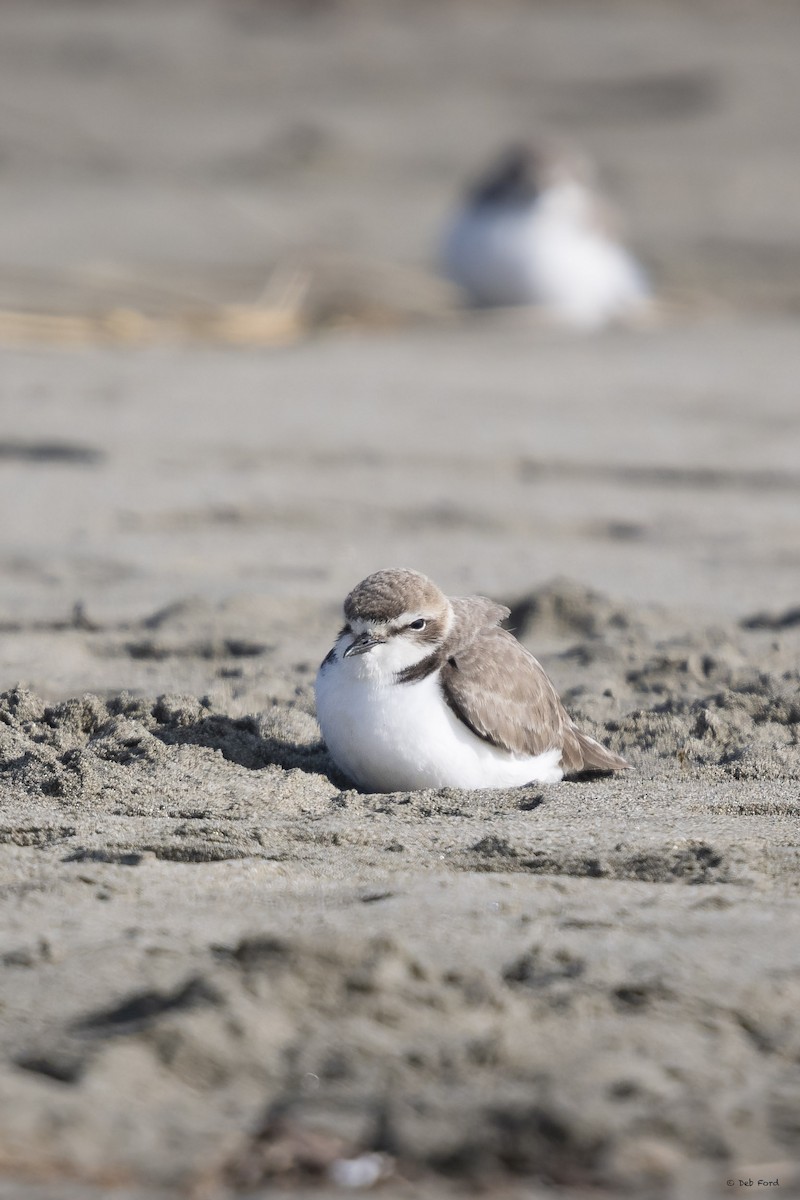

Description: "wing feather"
440 609 627 773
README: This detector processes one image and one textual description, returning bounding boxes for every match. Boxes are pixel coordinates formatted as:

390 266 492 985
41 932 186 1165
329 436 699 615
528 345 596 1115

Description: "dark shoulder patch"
396 652 441 685
319 624 350 670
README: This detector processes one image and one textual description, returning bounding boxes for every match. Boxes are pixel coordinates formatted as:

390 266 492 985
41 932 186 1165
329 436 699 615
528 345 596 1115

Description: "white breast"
315 655 563 793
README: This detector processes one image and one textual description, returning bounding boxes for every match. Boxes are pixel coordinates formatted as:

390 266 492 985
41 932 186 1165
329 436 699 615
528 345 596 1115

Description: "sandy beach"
1 2 799 1198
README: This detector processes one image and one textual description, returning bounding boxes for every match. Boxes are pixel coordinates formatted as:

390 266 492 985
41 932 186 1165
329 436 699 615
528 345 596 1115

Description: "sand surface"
1 2 800 1199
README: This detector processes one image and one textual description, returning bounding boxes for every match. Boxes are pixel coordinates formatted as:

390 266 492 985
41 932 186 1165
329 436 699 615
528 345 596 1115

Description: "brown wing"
440 624 628 773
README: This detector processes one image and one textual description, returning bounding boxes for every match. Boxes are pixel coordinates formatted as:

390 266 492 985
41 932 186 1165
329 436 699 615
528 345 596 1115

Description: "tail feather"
573 728 629 774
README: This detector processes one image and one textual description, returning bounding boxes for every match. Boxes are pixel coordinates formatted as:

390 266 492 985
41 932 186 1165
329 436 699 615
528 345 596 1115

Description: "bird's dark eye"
408 618 426 631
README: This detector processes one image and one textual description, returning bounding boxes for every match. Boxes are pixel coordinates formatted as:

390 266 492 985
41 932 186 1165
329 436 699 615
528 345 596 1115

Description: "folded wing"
440 619 627 774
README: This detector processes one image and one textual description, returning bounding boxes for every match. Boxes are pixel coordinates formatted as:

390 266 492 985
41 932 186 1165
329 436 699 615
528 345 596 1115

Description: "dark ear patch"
418 617 446 644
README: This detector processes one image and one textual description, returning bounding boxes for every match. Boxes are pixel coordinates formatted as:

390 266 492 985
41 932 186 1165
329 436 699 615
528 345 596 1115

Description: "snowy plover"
315 568 628 793
441 142 650 328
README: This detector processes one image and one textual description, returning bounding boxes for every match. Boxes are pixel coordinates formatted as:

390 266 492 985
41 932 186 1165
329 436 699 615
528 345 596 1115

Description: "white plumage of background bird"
441 141 652 329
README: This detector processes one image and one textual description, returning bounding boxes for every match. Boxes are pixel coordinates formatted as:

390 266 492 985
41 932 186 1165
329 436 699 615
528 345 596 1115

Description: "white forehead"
347 611 419 635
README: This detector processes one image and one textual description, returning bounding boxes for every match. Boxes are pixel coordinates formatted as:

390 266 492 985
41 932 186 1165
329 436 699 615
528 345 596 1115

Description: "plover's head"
337 569 453 677
468 141 589 210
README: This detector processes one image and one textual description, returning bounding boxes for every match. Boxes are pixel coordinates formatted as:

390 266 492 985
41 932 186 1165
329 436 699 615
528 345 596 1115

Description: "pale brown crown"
343 569 448 625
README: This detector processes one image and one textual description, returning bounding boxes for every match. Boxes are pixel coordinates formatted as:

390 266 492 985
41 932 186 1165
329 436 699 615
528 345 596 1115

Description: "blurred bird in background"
441 140 652 329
